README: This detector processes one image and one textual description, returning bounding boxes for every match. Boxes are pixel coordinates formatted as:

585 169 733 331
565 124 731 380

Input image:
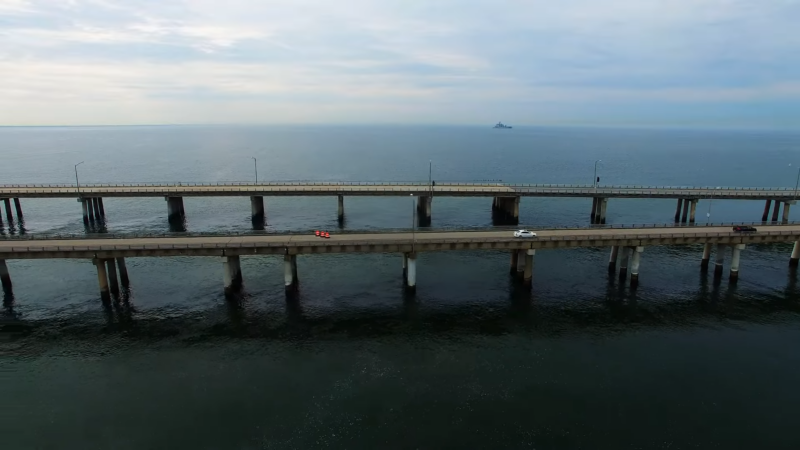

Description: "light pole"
593 159 602 190
251 157 258 184
793 165 800 202
74 161 85 194
428 159 432 196
707 186 720 224
410 194 416 248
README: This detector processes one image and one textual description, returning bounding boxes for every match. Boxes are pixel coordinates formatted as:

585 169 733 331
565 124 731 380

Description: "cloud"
0 0 799 126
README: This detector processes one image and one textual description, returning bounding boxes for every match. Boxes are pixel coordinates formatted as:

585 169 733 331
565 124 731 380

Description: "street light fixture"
410 193 416 248
792 164 800 202
707 186 721 224
74 161 85 195
593 159 602 190
251 157 258 184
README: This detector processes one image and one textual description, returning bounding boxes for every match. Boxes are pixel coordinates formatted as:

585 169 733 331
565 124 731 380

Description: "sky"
1 0 799 127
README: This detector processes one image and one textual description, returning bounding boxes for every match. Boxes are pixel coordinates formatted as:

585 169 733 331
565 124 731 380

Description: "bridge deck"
2 225 799 259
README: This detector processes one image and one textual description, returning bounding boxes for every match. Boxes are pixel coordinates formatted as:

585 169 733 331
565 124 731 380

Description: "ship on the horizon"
493 122 512 129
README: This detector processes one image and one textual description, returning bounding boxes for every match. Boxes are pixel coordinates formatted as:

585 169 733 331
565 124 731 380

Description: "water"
2 125 800 449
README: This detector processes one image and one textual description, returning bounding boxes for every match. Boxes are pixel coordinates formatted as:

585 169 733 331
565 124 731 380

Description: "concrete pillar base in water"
681 199 690 223
523 250 535 288
630 246 644 288
223 256 243 296
250 196 265 228
509 250 518 274
590 197 598 223
730 244 745 283
598 198 608 224
515 249 526 280
771 202 781 223
95 258 110 302
81 198 90 225
0 259 12 294
13 198 23 220
701 243 712 270
98 197 106 218
608 246 619 273
337 195 344 221
762 199 772 222
674 199 683 223
166 196 186 225
416 196 432 226
493 196 520 225
782 202 791 224
402 253 408 283
117 257 130 287
106 258 120 296
284 254 298 295
618 247 630 281
714 244 726 279
406 252 417 294
3 198 13 223
689 200 697 223
791 242 800 267
92 197 102 221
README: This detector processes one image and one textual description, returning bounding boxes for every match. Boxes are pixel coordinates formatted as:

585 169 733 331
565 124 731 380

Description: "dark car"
733 226 757 232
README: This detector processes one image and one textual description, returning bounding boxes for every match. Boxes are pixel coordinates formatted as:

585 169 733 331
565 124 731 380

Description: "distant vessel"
493 122 512 129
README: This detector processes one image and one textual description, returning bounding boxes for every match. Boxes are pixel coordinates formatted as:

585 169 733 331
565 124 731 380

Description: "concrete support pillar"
681 199 690 223
509 251 518 274
590 197 598 223
166 197 186 225
337 195 344 221
116 257 130 287
674 199 683 222
618 247 630 281
689 200 697 223
730 244 745 283
223 255 243 296
250 196 265 227
98 197 106 218
13 198 22 220
2 198 12 223
762 199 772 222
416 195 432 225
81 199 90 225
91 197 102 220
406 252 417 293
515 249 526 279
771 202 781 223
284 254 298 294
598 198 608 224
403 252 409 282
701 243 712 270
86 198 95 221
714 244 726 278
523 249 535 288
493 196 520 225
782 202 791 224
0 259 11 294
95 258 110 302
608 246 619 273
630 246 644 287
106 258 120 296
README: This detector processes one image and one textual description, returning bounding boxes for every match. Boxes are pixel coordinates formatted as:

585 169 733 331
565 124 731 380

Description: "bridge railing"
2 221 798 241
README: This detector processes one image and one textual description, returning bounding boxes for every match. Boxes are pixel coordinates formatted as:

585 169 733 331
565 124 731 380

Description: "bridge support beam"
598 198 608 224
771 201 781 223
730 244 745 283
284 254 298 295
590 197 598 223
3 198 12 223
608 246 619 273
523 249 535 288
402 252 408 282
515 249 526 280
106 258 120 297
689 200 698 223
84 198 95 222
493 196 519 225
714 244 726 279
0 259 11 294
166 196 186 226
509 250 518 274
250 196 265 228
80 198 89 225
674 199 683 223
116 257 130 287
13 198 22 220
417 195 432 226
762 200 772 222
98 197 105 218
701 243 712 270
681 199 690 223
223 256 243 296
337 195 344 221
791 242 800 267
630 246 644 287
94 258 110 302
405 252 417 294
619 247 630 281
782 202 791 224
92 197 102 221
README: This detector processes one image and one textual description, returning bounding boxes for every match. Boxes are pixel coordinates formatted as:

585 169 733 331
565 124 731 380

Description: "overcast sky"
1 0 798 127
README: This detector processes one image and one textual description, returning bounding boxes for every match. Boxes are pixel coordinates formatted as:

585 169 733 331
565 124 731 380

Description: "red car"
733 226 757 232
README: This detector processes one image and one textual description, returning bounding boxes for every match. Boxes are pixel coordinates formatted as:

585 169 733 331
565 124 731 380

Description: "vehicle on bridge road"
733 226 757 233
514 230 537 238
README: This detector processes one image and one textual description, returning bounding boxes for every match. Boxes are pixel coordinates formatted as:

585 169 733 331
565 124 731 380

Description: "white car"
513 230 537 238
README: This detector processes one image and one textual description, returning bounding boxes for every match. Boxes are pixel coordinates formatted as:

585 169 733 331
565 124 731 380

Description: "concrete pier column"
13 198 23 220
730 244 745 282
493 196 520 225
406 252 417 294
3 198 12 223
681 199 690 223
417 195 432 225
116 257 130 287
81 199 90 225
284 254 298 294
590 197 598 223
674 199 683 222
95 258 110 302
86 198 95 221
714 244 726 278
402 252 409 282
98 197 106 218
166 197 186 225
618 247 631 281
689 200 698 223
762 200 772 222
0 259 11 294
106 258 120 296
701 243 712 270
250 196 265 227
509 251 518 274
771 202 781 223
337 195 344 220
223 256 243 296
630 247 644 287
608 246 619 273
598 198 608 224
515 249 526 279
791 242 800 267
91 197 102 220
523 250 535 288
782 202 791 224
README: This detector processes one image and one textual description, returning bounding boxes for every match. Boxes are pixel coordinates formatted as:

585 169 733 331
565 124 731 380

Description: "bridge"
1 181 798 228
3 224 800 301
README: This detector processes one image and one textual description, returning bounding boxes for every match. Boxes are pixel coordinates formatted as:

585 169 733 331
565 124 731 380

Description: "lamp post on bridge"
251 157 258 184
593 159 602 191
791 163 800 202
707 186 721 224
74 161 85 195
429 159 432 197
410 194 416 249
